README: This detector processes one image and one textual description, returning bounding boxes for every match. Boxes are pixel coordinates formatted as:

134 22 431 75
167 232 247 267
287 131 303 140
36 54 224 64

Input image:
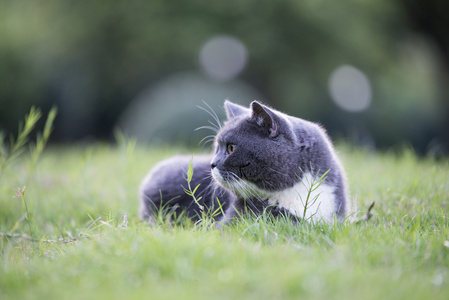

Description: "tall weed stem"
13 186 35 239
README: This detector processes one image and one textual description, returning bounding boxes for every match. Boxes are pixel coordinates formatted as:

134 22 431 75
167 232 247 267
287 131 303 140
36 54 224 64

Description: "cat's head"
211 100 318 199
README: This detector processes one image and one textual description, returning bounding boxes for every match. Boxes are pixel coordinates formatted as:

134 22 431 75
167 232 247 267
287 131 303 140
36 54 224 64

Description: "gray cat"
139 100 348 225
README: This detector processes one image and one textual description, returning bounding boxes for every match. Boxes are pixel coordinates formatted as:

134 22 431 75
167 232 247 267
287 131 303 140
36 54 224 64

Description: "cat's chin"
211 168 230 190
211 167 224 183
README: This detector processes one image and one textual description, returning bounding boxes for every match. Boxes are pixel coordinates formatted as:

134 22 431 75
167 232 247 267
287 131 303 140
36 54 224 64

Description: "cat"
139 100 348 225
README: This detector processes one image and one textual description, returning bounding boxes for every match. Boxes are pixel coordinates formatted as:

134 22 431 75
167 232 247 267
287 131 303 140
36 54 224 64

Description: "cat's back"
139 154 228 221
140 154 213 201
140 155 211 189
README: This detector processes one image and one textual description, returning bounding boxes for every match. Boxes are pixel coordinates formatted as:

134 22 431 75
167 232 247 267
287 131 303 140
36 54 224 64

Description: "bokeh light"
199 35 248 81
119 72 261 144
0 1 447 153
328 65 372 113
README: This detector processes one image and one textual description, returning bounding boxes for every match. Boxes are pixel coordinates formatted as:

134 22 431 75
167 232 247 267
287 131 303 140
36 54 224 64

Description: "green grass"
0 143 448 300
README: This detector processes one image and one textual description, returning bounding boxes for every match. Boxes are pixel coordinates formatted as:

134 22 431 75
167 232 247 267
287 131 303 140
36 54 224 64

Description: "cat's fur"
139 100 348 225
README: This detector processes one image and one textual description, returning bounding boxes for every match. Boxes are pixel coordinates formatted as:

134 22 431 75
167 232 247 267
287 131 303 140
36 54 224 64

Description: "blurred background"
0 0 448 155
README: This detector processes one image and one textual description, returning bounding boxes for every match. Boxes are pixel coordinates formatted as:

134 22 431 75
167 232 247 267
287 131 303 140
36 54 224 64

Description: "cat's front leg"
214 200 245 229
215 201 301 229
265 205 301 224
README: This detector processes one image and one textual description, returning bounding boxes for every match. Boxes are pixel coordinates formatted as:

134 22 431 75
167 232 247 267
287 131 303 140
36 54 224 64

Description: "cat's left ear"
251 101 279 138
224 100 250 120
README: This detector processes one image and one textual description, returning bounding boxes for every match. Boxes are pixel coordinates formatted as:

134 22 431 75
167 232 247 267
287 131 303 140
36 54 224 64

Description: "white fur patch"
268 173 336 223
212 168 336 223
211 168 224 182
212 168 337 223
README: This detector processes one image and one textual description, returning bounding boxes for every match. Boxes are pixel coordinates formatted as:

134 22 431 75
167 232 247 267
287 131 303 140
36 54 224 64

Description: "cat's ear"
224 100 250 120
251 101 278 138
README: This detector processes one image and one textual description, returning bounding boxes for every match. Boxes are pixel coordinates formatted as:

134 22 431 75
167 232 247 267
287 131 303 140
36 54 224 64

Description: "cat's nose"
211 157 217 169
211 155 219 169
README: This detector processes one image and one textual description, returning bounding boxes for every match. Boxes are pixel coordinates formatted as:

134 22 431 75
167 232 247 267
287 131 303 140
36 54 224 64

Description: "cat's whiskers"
261 180 275 190
226 172 248 198
228 172 265 202
196 101 222 135
267 167 290 178
196 103 222 146
202 172 227 200
198 174 214 198
226 175 263 213
198 134 216 146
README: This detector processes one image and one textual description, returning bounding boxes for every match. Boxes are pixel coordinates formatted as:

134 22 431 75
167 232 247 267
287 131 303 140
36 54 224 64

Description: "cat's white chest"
269 172 336 223
213 168 337 223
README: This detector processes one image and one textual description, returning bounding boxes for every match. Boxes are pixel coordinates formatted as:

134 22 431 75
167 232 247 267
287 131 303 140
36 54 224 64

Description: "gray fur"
139 100 348 224
139 155 233 222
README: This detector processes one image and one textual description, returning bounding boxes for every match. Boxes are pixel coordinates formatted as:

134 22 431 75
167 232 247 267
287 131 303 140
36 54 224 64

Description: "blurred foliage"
0 0 447 153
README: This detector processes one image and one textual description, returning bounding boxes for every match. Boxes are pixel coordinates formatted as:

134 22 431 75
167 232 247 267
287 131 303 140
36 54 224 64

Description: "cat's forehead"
218 117 256 141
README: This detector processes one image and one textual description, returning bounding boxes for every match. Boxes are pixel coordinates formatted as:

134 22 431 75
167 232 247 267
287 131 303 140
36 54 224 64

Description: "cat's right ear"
224 100 250 120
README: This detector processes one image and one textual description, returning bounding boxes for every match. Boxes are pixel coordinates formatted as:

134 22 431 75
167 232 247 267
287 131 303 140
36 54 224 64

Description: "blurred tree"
0 0 446 153
402 0 449 154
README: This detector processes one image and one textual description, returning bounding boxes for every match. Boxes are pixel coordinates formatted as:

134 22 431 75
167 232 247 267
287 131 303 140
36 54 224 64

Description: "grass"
0 140 448 299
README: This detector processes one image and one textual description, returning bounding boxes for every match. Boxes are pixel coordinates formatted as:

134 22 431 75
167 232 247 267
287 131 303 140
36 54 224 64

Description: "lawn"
0 142 448 300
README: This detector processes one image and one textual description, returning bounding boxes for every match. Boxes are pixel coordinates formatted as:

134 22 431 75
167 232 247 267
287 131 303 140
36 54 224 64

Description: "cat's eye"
226 143 236 154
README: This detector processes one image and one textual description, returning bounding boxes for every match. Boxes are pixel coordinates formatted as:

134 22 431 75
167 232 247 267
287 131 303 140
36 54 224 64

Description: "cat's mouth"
211 167 233 185
211 166 271 200
211 163 251 183
211 167 224 182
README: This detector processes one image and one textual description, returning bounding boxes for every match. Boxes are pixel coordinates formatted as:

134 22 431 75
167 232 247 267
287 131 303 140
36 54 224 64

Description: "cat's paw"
265 206 301 224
